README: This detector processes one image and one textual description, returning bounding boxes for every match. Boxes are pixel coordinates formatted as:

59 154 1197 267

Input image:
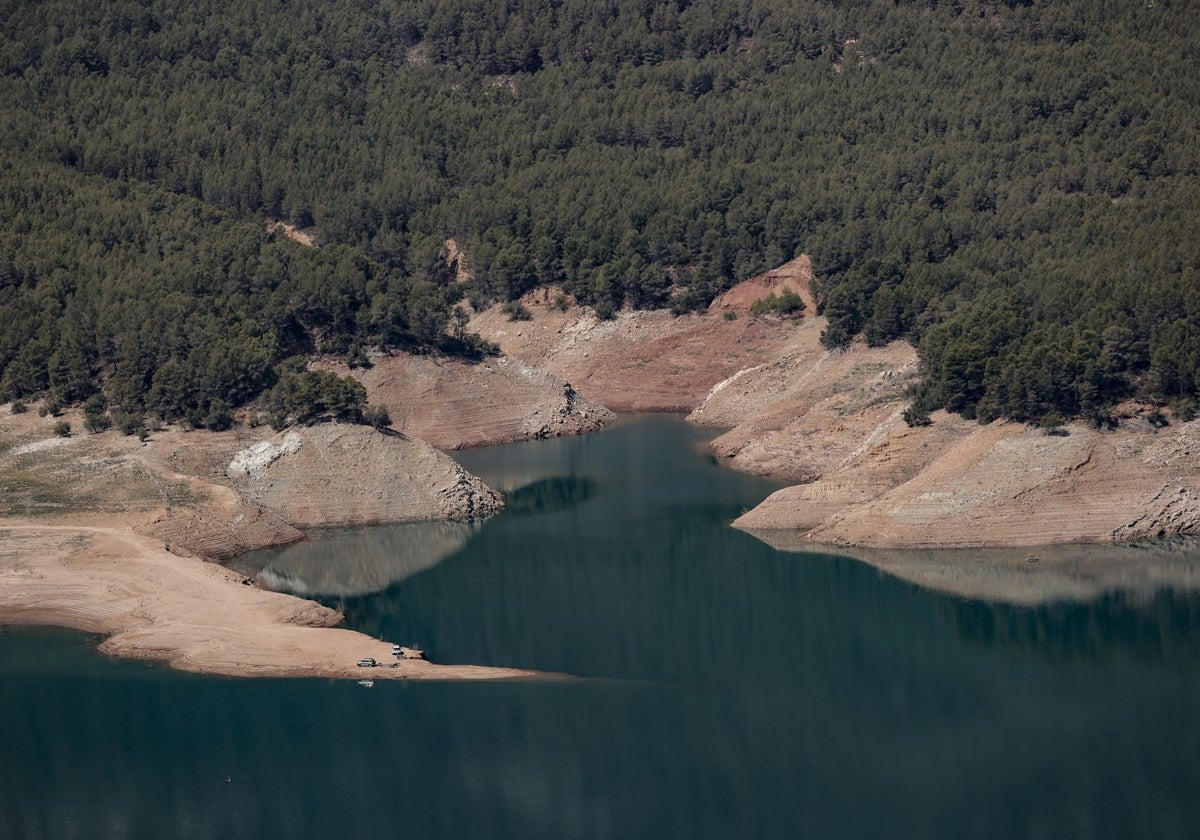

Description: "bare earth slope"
587 261 1200 550
466 258 1200 549
690 325 922 481
469 288 798 412
698 325 1200 548
317 352 612 448
708 254 818 315
0 408 531 680
743 416 1200 548
131 422 502 559
703 315 1200 548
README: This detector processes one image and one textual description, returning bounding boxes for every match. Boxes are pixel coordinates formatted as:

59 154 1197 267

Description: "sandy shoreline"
0 522 540 681
0 406 541 681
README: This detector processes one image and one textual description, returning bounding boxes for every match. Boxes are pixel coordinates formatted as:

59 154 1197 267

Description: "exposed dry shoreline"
4 255 1199 675
469 259 1200 553
0 410 539 681
313 352 613 449
0 523 536 680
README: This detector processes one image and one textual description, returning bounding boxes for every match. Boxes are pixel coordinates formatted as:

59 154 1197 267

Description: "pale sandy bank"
0 408 536 681
0 522 538 680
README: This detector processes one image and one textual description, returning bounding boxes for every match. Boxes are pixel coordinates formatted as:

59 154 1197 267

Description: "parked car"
356 658 377 668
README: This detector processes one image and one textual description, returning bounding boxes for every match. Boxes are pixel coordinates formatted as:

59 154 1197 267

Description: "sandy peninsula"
0 522 535 680
0 408 538 681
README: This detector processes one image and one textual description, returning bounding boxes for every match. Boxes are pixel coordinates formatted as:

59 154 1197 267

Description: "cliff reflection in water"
945 588 1200 668
502 476 598 517
231 476 597 597
232 520 482 597
750 531 1200 606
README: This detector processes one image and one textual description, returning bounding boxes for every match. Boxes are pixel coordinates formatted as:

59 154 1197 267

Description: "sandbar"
0 521 539 681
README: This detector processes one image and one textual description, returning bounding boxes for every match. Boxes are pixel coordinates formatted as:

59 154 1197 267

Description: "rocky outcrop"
226 432 304 478
736 416 1200 549
317 353 612 448
140 505 304 563
0 410 504 562
689 324 921 480
697 316 1200 549
221 424 503 526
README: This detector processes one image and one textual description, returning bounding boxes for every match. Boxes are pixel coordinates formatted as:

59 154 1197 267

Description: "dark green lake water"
3 416 1200 839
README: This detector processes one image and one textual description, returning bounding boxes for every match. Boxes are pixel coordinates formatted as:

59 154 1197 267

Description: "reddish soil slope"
317 353 612 449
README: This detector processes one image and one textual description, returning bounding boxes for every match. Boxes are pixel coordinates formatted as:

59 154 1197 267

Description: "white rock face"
226 432 303 479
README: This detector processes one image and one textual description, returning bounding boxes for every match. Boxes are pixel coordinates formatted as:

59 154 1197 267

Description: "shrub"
205 400 234 431
503 301 532 321
1171 399 1197 422
262 368 368 428
53 420 71 437
1147 409 1170 429
1087 407 1119 430
84 412 112 433
776 288 805 315
821 324 853 351
110 412 142 435
346 346 371 369
83 393 108 416
903 406 932 427
10 400 26 414
722 310 737 321
668 289 706 315
750 289 805 317
40 396 64 417
363 404 391 429
83 393 112 432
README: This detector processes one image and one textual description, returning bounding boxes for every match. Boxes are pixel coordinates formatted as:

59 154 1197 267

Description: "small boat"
357 679 374 687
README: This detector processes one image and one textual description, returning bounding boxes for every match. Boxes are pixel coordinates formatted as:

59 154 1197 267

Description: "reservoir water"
3 416 1200 839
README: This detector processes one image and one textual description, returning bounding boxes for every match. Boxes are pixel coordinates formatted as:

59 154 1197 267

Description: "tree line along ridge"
1 0 1197 428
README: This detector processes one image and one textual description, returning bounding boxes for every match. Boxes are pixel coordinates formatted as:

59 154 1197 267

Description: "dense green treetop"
1 0 1198 423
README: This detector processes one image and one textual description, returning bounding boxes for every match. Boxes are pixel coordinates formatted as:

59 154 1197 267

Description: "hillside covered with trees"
1 0 1198 426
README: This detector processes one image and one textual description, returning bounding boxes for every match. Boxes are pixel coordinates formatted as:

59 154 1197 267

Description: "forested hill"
2 0 1199 426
